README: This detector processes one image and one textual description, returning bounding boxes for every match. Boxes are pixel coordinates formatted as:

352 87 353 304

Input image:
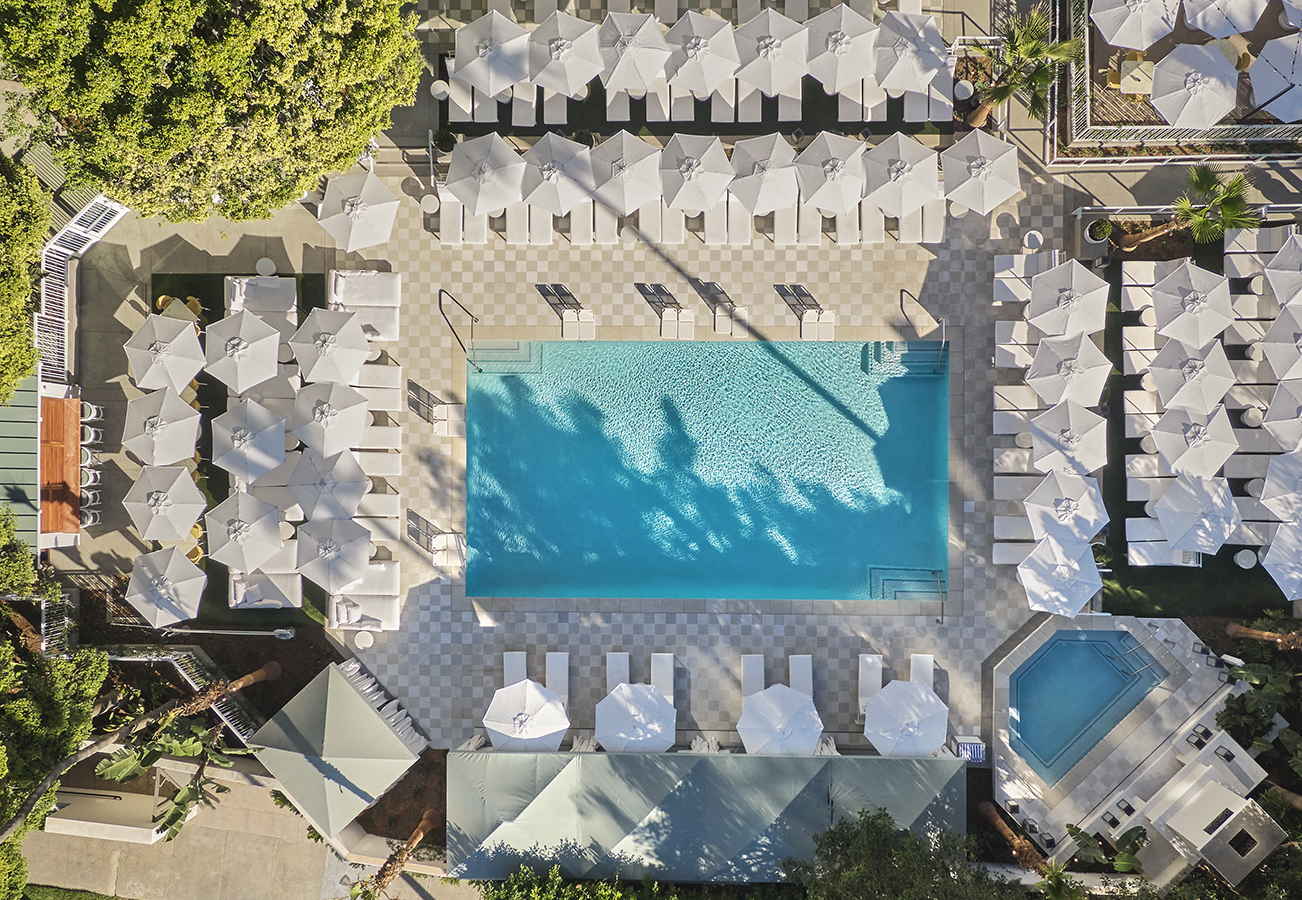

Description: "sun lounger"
439 196 464 245
798 203 822 245
1235 497 1273 520
504 651 527 686
1126 518 1165 541
678 309 695 339
1228 521 1277 546
473 86 498 123
328 271 401 341
858 654 882 717
928 68 954 121
651 652 675 704
993 475 1042 501
778 78 801 120
1226 225 1295 253
995 343 1034 368
910 653 934 689
993 543 1035 565
713 79 737 123
1127 476 1174 502
1224 319 1268 344
993 384 1043 411
344 559 401 595
1120 286 1153 312
704 201 727 245
1225 253 1266 279
512 84 537 127
445 59 474 123
662 200 685 244
464 211 489 244
661 308 679 339
800 308 819 340
995 252 1059 279
899 206 923 243
992 411 1031 434
328 593 400 631
646 78 670 122
741 654 764 698
561 308 579 339
839 80 868 122
546 651 570 708
1126 453 1169 476
903 90 929 123
727 195 751 246
1234 428 1280 452
350 363 402 391
569 200 593 245
671 84 695 120
607 651 630 693
1232 293 1280 320
1129 542 1200 567
994 448 1033 473
355 385 402 412
993 278 1033 305
774 206 797 245
505 202 529 244
861 199 885 244
358 490 401 517
355 449 401 477
835 207 860 244
1224 455 1271 478
542 88 567 125
231 571 302 609
638 200 662 243
578 309 595 341
921 198 946 244
738 80 762 121
1232 358 1276 385
994 516 1035 541
789 654 813 697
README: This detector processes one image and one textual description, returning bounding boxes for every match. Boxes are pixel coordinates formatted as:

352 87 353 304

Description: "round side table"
1022 230 1044 251
949 202 969 218
1241 406 1265 428
1234 549 1259 569
420 193 441 214
353 631 374 650
255 257 277 277
1139 434 1158 454
1014 431 1034 449
430 80 450 101
954 80 975 101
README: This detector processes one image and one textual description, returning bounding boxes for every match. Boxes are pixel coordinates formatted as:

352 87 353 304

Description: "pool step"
870 340 949 377
869 566 947 602
467 340 543 374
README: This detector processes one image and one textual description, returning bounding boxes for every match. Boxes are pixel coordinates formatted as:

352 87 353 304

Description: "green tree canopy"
0 153 46 405
0 0 423 222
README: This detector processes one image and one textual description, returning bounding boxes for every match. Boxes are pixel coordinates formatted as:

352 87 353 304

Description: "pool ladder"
438 289 482 373
1107 629 1163 676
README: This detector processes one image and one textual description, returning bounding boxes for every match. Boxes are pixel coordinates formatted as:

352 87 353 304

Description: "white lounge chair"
741 654 764 697
357 490 401 517
542 88 567 125
569 199 594 246
661 308 678 339
355 424 402 451
858 654 882 717
504 651 527 686
910 653 934 689
547 651 569 709
328 594 400 631
651 652 675 704
445 59 474 123
439 195 464 245
512 84 537 127
678 309 696 339
505 202 529 244
355 449 401 477
789 654 813 697
607 651 630 693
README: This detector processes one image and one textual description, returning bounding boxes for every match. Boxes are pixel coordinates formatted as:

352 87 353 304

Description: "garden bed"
356 748 447 852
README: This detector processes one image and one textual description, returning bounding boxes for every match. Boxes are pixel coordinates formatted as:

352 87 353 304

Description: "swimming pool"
1009 630 1167 786
464 341 948 600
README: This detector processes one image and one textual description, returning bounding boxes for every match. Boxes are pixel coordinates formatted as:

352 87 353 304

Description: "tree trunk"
979 801 1047 875
367 808 440 896
1226 622 1302 650
1116 219 1178 249
0 662 280 845
1269 783 1302 812
966 99 999 128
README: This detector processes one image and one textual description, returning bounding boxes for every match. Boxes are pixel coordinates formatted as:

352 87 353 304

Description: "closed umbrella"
483 679 570 751
1264 522 1302 599
874 12 947 96
664 12 740 97
861 680 948 757
1151 405 1236 478
528 11 603 98
204 310 279 394
125 547 206 628
1266 234 1302 306
289 308 370 386
728 133 798 215
590 130 661 217
290 382 369 458
318 170 401 254
735 8 809 97
1148 340 1235 414
296 518 370 593
1153 261 1232 349
213 398 286 485
794 132 866 216
1252 35 1302 124
941 130 1021 216
1023 472 1109 545
1183 0 1268 39
599 13 672 92
1017 537 1102 618
1089 0 1178 51
660 134 732 212
1026 260 1110 337
124 315 204 394
736 684 823 756
447 133 528 219
1030 401 1108 475
1263 306 1302 382
1151 45 1238 130
863 133 938 219
205 491 283 574
1154 474 1241 553
1025 334 1111 407
806 4 877 95
521 133 593 218
1262 449 1302 524
122 389 200 466
122 466 207 542
594 683 676 753
1264 380 1302 451
453 10 528 98
288 448 369 521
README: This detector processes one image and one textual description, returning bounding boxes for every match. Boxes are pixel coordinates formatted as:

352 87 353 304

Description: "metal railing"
438 289 482 373
106 646 264 744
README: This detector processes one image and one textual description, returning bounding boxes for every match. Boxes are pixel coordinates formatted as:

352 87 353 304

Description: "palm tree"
1117 165 1260 249
1226 620 1302 650
978 801 1047 874
344 808 439 900
966 5 1080 128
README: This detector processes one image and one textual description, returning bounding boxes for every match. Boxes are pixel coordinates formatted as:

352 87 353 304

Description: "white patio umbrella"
599 13 673 92
318 170 401 254
1154 474 1241 553
122 466 207 542
124 315 204 394
735 8 809 97
664 12 740 97
874 12 948 96
862 133 938 219
660 134 733 212
805 4 877 95
484 679 570 751
1252 35 1302 124
1261 449 1302 524
521 132 593 218
1265 234 1302 306
289 308 370 386
205 491 283 574
446 132 528 219
1183 0 1269 39
290 382 369 458
204 310 279 395
941 130 1021 217
1265 523 1302 599
1262 306 1302 382
528 11 604 98
728 134 798 215
296 518 371 592
1151 45 1238 130
122 389 200 466
1151 405 1237 478
1024 472 1109 545
1030 401 1108 475
1264 380 1302 451
1017 537 1103 618
212 398 286 485
1025 334 1112 407
287 448 369 521
1153 261 1232 348
589 130 661 217
453 10 528 98
736 684 823 756
594 682 676 753
793 132 866 217
125 547 206 628
1148 339 1235 414
861 680 948 757
1026 260 1110 337
1089 0 1178 51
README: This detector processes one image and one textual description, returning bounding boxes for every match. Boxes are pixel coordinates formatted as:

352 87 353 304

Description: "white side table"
1234 549 1258 569
1242 406 1265 428
256 257 277 277
353 631 374 649
420 194 441 214
431 80 450 101
949 202 969 218
1022 230 1044 251
954 80 974 101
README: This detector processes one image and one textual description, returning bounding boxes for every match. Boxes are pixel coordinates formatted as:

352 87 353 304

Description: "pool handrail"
438 288 482 373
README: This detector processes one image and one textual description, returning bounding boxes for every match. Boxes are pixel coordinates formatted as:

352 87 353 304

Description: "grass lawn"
25 888 122 900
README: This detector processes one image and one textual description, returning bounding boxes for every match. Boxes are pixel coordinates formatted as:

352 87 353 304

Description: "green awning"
0 377 41 546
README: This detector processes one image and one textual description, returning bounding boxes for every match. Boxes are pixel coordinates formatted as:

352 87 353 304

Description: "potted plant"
1085 219 1112 245
965 5 1080 129
431 129 457 162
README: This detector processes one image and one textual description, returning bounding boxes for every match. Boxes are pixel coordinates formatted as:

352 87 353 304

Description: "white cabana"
736 684 823 756
862 133 938 219
287 448 369 521
599 13 673 92
805 4 877 95
1024 472 1109 545
1252 35 1302 124
1261 306 1302 381
528 11 604 98
453 10 528 98
1154 474 1242 553
122 466 207 542
940 130 1021 217
1151 45 1238 130
861 680 948 757
728 133 798 215
297 518 371 593
664 12 740 97
122 389 200 467
1264 379 1302 451
484 679 571 751
318 170 401 254
125 547 206 628
874 12 948 96
212 398 286 484
446 132 529 219
1148 339 1236 415
204 310 279 394
1182 0 1269 39
520 132 594 218
1264 522 1302 599
290 382 370 458
594 683 676 753
1265 234 1302 306
1089 0 1178 52
1150 405 1237 478
589 130 662 217
205 491 283 574
1261 449 1302 525
1030 401 1108 475
1026 260 1110 337
793 132 866 216
1017 537 1103 618
660 134 733 212
1025 333 1112 407
124 315 204 394
735 8 809 97
289 308 370 386
1153 261 1233 349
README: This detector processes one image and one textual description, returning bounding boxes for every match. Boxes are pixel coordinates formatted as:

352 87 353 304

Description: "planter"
1085 219 1113 245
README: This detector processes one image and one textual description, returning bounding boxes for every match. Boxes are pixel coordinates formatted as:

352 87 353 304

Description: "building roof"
0 377 41 546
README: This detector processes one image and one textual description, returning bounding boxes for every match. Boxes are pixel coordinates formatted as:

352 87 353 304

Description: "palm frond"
1187 164 1224 198
1221 172 1253 200
1026 88 1049 121
1044 39 1082 63
1188 211 1223 244
1172 194 1196 224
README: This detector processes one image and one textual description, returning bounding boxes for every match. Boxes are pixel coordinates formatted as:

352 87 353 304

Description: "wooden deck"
40 397 79 536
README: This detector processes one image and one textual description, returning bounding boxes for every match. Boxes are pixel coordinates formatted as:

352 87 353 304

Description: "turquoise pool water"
1010 631 1167 786
464 341 948 600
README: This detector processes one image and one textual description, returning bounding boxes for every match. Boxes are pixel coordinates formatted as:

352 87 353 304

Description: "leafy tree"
966 5 1080 128
474 866 663 900
0 0 423 223
0 153 46 405
1035 863 1085 900
1117 166 1260 249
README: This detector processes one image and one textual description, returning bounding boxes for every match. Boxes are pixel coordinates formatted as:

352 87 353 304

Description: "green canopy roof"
0 377 40 547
